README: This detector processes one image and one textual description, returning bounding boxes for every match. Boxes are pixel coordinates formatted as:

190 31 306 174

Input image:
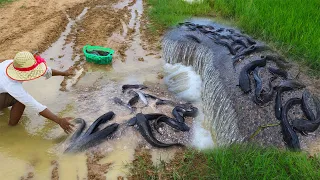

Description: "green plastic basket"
83 45 115 65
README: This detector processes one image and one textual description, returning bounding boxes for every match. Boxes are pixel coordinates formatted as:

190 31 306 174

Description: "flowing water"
162 19 242 145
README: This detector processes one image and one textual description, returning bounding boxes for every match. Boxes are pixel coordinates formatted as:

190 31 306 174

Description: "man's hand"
63 67 75 76
58 117 75 134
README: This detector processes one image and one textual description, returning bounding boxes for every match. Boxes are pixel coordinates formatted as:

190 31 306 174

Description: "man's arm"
52 68 74 76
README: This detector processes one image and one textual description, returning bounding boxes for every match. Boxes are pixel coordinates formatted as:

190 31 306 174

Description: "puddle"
0 0 192 179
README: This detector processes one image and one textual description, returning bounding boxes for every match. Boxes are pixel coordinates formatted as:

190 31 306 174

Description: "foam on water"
163 63 214 149
163 63 202 102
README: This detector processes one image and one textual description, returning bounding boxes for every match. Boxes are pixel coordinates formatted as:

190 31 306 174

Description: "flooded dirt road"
0 0 206 179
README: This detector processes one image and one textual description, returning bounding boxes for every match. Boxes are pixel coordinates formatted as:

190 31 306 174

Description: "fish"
64 123 119 153
135 113 184 148
239 57 267 93
268 67 288 79
292 118 320 134
253 67 263 98
68 118 86 143
274 80 306 120
113 97 136 113
234 33 256 45
154 116 190 134
121 84 147 93
184 34 201 43
233 44 270 61
131 90 148 106
253 79 275 106
301 90 316 121
172 107 185 122
86 49 109 56
155 99 178 106
293 93 320 133
280 98 301 150
127 113 164 126
214 39 236 55
265 55 290 69
82 111 115 138
231 38 249 48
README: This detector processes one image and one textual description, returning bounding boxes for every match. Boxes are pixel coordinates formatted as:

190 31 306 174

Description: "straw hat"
6 51 47 81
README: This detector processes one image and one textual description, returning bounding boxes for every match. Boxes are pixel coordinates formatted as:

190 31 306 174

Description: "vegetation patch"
146 0 320 75
127 145 320 179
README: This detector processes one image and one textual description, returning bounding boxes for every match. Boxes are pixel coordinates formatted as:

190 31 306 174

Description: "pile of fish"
114 84 199 148
64 84 198 153
179 22 320 150
85 49 110 56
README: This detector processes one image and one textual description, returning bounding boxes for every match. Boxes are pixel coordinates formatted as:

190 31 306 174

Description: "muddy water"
0 0 192 179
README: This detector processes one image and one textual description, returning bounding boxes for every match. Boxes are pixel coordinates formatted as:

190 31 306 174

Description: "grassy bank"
146 0 320 74
0 0 13 6
128 145 320 179
213 0 320 73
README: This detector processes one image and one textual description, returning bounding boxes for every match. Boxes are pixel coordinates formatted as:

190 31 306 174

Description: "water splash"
163 63 214 149
162 27 243 145
163 63 201 102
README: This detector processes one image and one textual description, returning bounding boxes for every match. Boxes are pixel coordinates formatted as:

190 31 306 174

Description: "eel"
68 118 86 143
154 116 190 133
113 97 136 113
135 113 184 148
274 80 306 120
239 57 267 93
301 90 316 121
234 33 256 45
82 111 115 138
292 93 320 133
253 79 275 106
64 123 119 153
214 39 236 55
122 84 147 93
231 38 249 48
253 67 263 98
268 67 288 79
233 44 271 61
184 34 201 43
280 98 301 150
127 113 164 126
265 55 290 69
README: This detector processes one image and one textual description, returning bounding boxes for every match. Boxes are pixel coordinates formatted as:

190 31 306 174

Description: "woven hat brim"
6 62 47 81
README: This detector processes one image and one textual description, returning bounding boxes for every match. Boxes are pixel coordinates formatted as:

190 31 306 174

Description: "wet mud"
0 0 194 179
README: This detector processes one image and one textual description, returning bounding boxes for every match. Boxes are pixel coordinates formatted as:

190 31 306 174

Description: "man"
0 51 74 133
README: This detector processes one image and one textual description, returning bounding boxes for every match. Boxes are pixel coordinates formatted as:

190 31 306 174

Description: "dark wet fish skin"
64 123 119 153
184 34 201 43
122 84 147 93
253 67 263 98
113 97 136 113
274 80 306 120
292 118 320 133
233 44 270 61
136 113 184 148
281 98 301 150
293 93 320 133
127 113 164 126
268 67 288 79
253 79 275 106
214 39 236 55
69 118 86 143
82 111 115 137
301 90 316 121
154 116 190 133
239 57 267 93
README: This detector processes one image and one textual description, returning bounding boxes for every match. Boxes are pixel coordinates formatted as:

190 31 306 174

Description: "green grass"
146 0 320 74
146 0 214 32
127 145 320 179
213 0 320 73
0 0 13 6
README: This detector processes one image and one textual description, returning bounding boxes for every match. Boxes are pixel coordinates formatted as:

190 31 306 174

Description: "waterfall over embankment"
162 20 243 145
161 18 319 148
